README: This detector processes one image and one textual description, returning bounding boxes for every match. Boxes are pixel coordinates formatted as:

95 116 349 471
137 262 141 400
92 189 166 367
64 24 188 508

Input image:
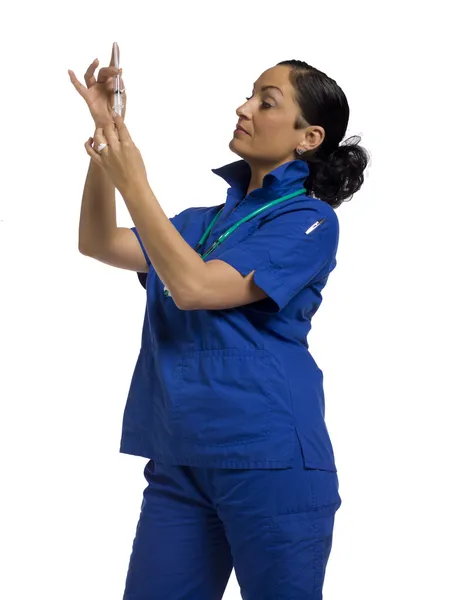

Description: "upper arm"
81 227 150 273
186 206 339 311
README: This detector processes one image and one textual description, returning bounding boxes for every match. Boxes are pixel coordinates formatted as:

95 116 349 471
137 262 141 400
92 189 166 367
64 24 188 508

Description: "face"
229 65 324 167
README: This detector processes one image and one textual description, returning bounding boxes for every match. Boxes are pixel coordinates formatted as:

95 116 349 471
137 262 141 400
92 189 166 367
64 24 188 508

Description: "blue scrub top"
120 159 339 471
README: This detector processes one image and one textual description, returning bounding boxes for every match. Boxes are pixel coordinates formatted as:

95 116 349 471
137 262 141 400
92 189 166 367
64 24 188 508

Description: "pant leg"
212 441 342 600
123 459 233 600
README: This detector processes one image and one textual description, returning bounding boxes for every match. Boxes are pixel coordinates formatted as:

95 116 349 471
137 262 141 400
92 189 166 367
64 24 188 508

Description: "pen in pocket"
305 218 326 235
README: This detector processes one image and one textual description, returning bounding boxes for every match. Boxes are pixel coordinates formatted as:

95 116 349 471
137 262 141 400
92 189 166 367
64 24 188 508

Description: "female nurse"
70 43 369 600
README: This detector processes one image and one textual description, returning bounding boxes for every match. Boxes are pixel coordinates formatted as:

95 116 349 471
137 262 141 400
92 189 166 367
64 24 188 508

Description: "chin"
229 138 248 160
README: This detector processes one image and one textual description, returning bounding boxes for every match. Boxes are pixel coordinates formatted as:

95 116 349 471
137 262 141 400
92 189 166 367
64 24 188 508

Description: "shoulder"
260 196 339 234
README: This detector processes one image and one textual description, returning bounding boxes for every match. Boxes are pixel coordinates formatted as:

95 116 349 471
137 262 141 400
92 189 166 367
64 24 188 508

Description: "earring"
296 148 304 156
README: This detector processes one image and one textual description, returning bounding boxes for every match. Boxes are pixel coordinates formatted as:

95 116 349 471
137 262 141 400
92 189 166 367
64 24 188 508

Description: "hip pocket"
172 348 286 447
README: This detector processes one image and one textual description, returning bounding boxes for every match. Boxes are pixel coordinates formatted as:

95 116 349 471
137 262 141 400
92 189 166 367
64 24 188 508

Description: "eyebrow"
253 84 284 96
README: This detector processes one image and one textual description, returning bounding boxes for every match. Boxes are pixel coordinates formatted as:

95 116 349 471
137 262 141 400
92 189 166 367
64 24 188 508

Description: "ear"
302 125 325 153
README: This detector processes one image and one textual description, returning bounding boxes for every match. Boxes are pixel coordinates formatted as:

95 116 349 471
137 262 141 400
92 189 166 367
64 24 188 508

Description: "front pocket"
172 348 282 446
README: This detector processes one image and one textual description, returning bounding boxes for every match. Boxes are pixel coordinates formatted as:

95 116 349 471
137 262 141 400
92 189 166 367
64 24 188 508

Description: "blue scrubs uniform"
121 159 342 599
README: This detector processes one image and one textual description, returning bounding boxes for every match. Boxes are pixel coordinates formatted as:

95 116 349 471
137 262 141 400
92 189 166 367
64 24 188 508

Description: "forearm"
122 182 207 307
78 159 117 253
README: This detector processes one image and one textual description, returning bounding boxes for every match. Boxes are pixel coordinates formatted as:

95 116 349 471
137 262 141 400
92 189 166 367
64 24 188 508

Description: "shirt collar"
211 159 309 196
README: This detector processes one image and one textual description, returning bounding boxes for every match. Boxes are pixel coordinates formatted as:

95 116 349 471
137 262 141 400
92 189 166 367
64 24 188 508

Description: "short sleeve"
217 206 339 311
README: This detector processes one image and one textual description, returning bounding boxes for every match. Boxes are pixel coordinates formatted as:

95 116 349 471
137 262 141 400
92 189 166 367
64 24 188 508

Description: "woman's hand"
85 112 148 197
68 43 127 129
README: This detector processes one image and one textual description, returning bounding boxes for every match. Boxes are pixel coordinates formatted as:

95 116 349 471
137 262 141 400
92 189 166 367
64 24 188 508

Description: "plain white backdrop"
1 1 448 598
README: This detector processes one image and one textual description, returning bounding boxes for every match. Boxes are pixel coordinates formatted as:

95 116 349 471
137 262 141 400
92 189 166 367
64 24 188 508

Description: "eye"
245 96 274 109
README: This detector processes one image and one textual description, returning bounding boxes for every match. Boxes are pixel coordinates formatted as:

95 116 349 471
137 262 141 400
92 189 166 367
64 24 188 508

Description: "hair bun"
310 136 369 208
330 135 362 160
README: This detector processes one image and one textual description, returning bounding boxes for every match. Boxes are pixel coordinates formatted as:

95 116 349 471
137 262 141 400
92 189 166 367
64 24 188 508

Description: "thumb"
112 111 131 140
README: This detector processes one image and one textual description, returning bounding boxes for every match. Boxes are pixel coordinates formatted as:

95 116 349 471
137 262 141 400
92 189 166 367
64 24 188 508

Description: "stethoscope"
163 187 307 297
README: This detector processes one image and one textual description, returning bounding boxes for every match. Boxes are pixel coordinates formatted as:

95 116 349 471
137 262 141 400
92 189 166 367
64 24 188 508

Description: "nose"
236 102 250 119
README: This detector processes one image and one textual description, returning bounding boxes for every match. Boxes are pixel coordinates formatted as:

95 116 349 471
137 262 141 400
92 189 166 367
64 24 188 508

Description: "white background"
1 1 448 598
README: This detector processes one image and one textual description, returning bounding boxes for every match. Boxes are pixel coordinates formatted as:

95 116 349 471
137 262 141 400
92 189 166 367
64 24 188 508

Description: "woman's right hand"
69 43 127 129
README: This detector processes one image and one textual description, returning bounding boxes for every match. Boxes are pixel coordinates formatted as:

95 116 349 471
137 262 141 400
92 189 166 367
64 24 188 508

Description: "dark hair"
277 59 370 209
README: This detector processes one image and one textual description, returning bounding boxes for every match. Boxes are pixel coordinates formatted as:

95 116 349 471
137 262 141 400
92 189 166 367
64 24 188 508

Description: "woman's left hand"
85 112 148 196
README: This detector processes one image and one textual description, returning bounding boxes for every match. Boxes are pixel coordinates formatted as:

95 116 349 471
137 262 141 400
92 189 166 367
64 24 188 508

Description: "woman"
69 43 368 600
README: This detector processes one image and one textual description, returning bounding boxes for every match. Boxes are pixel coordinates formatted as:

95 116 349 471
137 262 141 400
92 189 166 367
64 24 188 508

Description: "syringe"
113 42 123 116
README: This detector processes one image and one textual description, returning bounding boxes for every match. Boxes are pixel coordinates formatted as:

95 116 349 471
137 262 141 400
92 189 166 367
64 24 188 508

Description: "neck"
246 171 264 196
245 158 293 196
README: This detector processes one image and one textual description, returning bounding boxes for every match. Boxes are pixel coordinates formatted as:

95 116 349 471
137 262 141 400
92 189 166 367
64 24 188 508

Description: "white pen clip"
305 218 326 235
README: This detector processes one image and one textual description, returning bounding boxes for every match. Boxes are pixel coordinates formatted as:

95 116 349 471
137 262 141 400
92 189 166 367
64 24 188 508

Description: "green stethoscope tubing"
163 187 307 297
197 187 307 260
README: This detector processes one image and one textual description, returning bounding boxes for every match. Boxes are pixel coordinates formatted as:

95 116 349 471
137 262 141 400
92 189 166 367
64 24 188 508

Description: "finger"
97 66 122 84
93 128 109 156
85 137 103 165
68 70 88 99
104 120 120 146
84 58 99 88
111 111 131 141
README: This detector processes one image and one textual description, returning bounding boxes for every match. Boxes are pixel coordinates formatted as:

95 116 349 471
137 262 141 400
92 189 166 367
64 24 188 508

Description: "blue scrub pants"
123 441 342 600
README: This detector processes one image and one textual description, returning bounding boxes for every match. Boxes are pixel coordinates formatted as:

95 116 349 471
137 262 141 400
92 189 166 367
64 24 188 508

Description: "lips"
236 124 249 135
